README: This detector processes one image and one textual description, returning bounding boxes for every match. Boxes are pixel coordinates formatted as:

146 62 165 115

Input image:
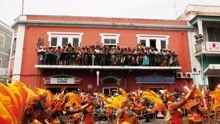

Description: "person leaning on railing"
37 45 179 67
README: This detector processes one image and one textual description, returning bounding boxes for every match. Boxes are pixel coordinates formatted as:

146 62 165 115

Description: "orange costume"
116 106 138 124
166 84 196 124
81 93 95 124
184 100 203 124
84 105 94 124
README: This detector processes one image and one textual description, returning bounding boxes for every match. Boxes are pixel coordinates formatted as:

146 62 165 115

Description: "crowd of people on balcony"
37 43 179 66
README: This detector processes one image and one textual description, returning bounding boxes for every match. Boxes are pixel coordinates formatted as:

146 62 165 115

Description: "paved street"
82 118 183 124
90 117 220 124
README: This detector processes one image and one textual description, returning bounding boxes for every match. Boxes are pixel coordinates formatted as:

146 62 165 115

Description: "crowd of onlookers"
37 43 179 66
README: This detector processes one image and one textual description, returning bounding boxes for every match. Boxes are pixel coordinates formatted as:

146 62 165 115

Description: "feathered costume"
140 90 166 113
0 79 50 124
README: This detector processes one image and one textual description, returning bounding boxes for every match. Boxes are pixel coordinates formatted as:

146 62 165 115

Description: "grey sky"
0 0 220 26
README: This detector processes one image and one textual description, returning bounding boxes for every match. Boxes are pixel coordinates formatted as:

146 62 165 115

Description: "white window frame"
0 33 5 48
136 34 170 50
0 58 2 68
100 33 120 46
47 32 84 47
10 35 17 58
102 87 118 95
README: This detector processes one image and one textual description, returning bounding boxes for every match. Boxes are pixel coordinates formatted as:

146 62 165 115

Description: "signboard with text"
50 78 75 84
135 75 175 84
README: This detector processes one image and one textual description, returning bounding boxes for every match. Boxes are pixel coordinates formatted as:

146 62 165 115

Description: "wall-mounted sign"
206 42 220 51
50 78 75 84
135 75 175 84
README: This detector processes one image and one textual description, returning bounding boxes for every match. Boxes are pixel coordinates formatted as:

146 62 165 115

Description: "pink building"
9 15 193 95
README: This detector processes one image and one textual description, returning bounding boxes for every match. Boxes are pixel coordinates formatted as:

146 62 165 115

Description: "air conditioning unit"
176 72 185 78
185 72 193 79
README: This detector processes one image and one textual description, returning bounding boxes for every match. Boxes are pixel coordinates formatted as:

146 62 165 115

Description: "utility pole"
22 0 24 15
194 34 205 87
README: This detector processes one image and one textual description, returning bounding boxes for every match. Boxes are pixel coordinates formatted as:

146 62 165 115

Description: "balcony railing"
35 52 182 71
195 41 220 57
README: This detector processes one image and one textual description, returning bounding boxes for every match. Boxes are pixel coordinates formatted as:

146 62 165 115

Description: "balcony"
35 52 182 73
195 41 220 57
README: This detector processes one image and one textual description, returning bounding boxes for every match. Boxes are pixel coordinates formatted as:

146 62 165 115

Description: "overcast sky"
0 0 220 26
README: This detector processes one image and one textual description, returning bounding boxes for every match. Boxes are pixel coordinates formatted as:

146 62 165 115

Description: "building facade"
178 5 220 90
9 15 193 94
0 21 12 82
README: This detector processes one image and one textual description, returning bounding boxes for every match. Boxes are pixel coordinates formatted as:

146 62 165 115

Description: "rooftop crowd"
37 43 179 67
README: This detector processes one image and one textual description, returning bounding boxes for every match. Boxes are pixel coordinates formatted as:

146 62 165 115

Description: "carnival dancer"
81 92 95 124
98 92 115 124
64 92 93 124
209 85 220 123
164 84 196 124
184 99 203 124
0 79 55 124
141 89 166 122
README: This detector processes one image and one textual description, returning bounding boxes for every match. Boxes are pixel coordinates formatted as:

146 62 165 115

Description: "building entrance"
47 88 61 94
103 87 118 96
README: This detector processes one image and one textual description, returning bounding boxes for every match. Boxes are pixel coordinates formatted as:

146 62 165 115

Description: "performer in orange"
209 86 220 123
166 84 196 124
81 92 95 124
116 101 139 124
105 107 114 124
184 99 203 124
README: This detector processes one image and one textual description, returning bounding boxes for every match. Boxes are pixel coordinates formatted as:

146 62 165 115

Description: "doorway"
47 88 61 95
65 88 78 93
149 87 162 94
150 39 156 49
103 87 118 96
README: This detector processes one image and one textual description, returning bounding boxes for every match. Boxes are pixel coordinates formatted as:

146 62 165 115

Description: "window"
0 58 2 68
100 33 120 47
0 33 5 48
72 38 79 47
62 38 68 46
161 40 166 50
11 37 17 57
48 32 84 47
207 27 220 41
136 34 170 51
51 37 57 47
103 87 118 96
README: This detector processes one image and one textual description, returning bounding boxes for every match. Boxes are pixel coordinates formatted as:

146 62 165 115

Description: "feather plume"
0 101 14 124
151 103 166 113
141 90 163 104
98 93 107 102
209 88 220 110
119 88 128 98
46 90 54 109
65 92 81 107
0 83 19 123
105 95 126 108
194 89 203 98
6 83 23 122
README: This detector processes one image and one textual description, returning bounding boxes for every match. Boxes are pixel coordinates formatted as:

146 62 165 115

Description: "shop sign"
50 78 75 84
135 75 175 84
